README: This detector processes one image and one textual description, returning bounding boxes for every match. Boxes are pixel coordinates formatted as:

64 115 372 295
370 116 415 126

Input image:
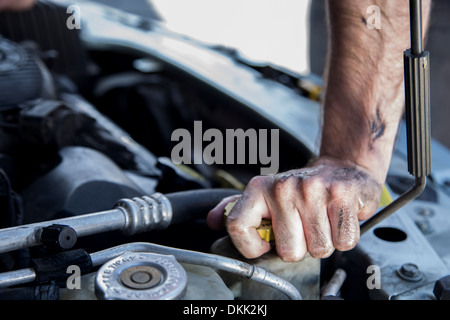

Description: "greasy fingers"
208 158 383 262
328 199 360 251
206 194 241 230
296 178 334 258
225 177 272 259
267 176 307 261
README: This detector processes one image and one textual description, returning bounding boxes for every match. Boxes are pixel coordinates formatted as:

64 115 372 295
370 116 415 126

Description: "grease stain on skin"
369 109 386 150
362 16 367 26
330 166 368 184
337 207 345 236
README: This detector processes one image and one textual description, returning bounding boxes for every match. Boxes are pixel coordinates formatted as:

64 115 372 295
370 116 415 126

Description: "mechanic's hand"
207 157 383 261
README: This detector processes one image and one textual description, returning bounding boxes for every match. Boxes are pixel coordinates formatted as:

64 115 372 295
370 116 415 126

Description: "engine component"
90 242 302 300
1 241 301 300
0 188 240 255
0 1 88 83
60 93 162 178
20 147 147 222
0 37 55 107
433 275 450 300
0 168 22 230
60 262 235 300
0 192 171 255
0 0 446 302
155 157 211 193
321 268 347 300
31 249 92 285
39 224 78 252
397 263 423 282
210 236 317 300
180 263 234 300
15 93 162 179
18 100 93 148
95 251 187 300
0 268 36 289
0 282 59 300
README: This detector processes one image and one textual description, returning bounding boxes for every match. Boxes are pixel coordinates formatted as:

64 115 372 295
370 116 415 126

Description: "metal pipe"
0 193 172 255
90 242 303 300
321 268 347 298
0 268 36 288
409 0 423 55
0 209 124 254
0 242 302 300
360 0 430 234
360 176 426 234
0 189 239 255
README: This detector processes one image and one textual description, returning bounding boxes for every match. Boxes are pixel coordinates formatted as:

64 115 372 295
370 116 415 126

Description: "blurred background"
93 0 311 74
93 0 450 150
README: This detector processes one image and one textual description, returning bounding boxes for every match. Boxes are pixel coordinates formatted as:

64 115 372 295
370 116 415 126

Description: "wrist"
319 143 391 184
312 154 387 187
319 99 402 184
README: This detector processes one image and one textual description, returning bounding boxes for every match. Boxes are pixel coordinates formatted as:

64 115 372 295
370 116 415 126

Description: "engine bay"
0 0 449 302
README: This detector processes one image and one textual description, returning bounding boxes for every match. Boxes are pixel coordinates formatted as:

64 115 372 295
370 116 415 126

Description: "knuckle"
225 216 245 236
278 248 306 262
358 204 378 220
271 176 295 196
334 233 359 251
299 177 325 198
328 182 350 198
242 252 260 260
306 230 335 258
247 175 267 190
330 206 360 251
309 243 335 259
276 238 307 262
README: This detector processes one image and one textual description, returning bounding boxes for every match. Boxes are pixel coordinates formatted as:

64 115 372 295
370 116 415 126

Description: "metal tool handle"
360 0 431 234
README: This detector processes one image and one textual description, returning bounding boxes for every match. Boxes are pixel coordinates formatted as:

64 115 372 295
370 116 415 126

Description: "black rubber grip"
403 49 431 178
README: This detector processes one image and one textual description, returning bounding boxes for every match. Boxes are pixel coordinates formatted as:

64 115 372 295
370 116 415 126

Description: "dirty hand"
207 157 383 261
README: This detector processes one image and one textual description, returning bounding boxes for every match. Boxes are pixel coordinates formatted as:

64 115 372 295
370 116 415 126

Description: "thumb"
206 194 241 230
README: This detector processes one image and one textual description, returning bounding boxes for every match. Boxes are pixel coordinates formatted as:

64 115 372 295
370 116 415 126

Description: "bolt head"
397 263 423 282
434 275 450 300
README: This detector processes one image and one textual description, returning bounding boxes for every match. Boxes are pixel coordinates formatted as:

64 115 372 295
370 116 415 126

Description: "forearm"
320 0 431 183
208 0 433 262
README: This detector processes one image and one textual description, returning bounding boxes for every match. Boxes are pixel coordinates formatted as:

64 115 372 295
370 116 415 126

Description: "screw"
416 206 434 217
397 263 423 282
415 219 434 235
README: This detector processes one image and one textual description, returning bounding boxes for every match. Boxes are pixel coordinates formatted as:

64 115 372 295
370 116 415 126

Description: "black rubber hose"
166 188 241 225
0 284 59 300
